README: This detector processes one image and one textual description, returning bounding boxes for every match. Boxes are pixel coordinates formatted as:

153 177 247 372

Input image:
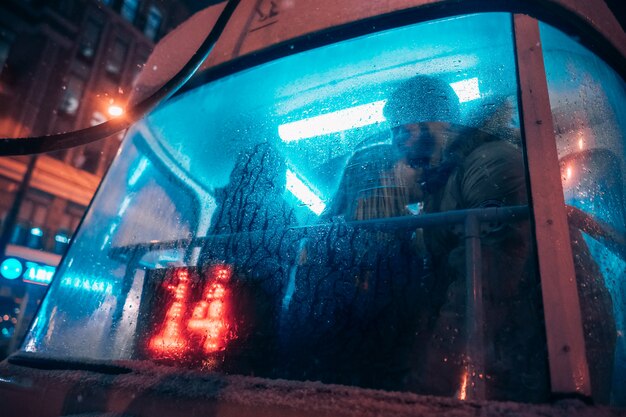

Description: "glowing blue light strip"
61 276 114 294
450 77 481 103
286 170 326 215
128 157 148 186
278 100 387 142
30 227 43 237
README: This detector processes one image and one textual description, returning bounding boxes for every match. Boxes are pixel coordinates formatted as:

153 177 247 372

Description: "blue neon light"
23 262 55 285
286 169 326 215
1 258 23 280
278 100 387 142
30 227 44 237
60 276 113 294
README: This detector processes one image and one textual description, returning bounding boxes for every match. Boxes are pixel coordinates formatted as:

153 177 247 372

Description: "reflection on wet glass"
0 1 214 140
542 21 626 405
23 13 551 403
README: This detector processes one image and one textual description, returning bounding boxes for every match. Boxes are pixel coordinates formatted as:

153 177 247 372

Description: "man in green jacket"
385 75 615 403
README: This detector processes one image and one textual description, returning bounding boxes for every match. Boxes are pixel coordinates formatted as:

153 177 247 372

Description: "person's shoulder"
467 137 521 162
445 125 499 161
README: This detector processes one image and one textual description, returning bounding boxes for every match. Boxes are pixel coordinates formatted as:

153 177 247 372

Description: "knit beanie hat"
384 75 461 127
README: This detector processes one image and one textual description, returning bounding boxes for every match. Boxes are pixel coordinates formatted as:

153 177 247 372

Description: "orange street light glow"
108 105 124 117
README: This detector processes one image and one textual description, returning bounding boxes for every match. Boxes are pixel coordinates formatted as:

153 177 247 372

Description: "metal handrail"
108 205 530 260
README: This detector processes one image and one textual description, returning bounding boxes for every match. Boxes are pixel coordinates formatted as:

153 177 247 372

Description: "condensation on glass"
23 13 550 403
541 22 626 405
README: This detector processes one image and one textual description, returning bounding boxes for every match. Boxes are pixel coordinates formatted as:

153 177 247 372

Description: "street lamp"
107 105 124 118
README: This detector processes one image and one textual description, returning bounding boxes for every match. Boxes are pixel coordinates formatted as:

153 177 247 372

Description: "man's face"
391 122 448 169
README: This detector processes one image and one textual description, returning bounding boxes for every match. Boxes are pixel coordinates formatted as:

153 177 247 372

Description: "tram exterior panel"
1 0 626 416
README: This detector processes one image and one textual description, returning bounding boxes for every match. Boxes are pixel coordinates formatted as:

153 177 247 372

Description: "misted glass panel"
540 23 626 406
23 13 548 402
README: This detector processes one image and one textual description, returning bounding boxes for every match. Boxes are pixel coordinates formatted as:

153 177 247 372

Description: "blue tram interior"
17 12 626 405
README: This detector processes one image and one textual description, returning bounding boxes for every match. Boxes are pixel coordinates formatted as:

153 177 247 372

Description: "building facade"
0 0 210 357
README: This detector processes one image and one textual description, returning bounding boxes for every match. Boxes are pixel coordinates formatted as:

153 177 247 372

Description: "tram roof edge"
131 0 626 106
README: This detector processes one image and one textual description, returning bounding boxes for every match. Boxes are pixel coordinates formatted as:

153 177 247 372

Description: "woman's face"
391 159 423 203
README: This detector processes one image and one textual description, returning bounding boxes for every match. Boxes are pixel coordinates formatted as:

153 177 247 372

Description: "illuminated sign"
187 267 231 354
23 262 55 285
0 258 111 292
1 257 56 285
0 258 23 280
149 268 191 355
146 266 236 361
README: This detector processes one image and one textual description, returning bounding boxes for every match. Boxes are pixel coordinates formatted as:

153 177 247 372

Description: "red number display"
147 266 235 359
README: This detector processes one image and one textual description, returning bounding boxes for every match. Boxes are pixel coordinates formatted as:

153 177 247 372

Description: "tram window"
541 22 626 406
24 13 549 403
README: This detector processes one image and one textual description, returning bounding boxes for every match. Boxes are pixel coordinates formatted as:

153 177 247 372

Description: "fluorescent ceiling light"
279 100 387 142
276 54 479 115
286 169 326 215
450 77 481 103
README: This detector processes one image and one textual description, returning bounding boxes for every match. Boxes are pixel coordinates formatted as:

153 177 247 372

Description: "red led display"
148 268 191 355
145 265 236 361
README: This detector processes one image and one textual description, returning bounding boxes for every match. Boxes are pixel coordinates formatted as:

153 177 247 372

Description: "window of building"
0 31 13 78
0 177 17 226
78 19 103 60
66 203 85 232
8 196 32 246
52 203 85 254
121 0 139 24
74 143 103 174
58 74 86 116
106 38 128 77
90 111 106 126
10 190 53 250
144 5 162 41
55 0 77 20
132 48 151 82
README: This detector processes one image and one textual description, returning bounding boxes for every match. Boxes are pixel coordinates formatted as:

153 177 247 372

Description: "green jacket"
417 126 615 402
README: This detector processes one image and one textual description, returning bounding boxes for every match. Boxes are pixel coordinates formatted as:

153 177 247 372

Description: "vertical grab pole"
464 213 485 400
513 14 591 397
